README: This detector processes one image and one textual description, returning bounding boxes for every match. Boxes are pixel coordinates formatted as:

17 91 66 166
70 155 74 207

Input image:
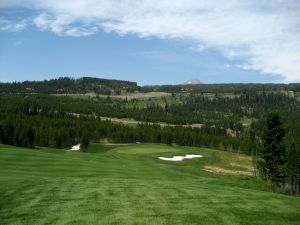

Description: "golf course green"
0 143 299 225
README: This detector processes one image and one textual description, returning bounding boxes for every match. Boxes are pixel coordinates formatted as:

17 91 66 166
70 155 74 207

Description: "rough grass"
240 117 253 127
0 143 299 225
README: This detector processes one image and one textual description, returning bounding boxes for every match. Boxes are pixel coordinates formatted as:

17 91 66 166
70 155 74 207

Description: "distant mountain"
183 78 202 85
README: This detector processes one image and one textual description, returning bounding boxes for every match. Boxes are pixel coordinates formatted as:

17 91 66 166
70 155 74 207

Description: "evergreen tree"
258 110 286 191
26 126 35 148
80 133 90 152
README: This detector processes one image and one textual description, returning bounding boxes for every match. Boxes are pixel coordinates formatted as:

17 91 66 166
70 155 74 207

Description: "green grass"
0 143 299 225
240 117 253 127
116 144 181 154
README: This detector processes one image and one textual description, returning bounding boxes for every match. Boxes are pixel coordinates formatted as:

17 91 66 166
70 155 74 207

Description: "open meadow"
1 143 299 225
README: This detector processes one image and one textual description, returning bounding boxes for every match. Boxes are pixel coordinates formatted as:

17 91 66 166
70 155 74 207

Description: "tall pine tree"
258 110 286 191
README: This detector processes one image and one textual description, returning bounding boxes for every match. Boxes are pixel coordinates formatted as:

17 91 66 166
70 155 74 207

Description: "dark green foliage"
258 110 286 191
143 83 300 93
286 141 300 196
80 133 90 152
0 101 253 153
0 77 138 95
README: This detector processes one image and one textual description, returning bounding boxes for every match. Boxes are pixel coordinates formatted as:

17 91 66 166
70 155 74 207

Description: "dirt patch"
68 112 203 128
113 92 171 100
229 162 254 172
229 162 241 167
52 92 171 100
203 166 253 176
236 154 251 160
100 116 139 126
184 123 203 128
226 129 238 137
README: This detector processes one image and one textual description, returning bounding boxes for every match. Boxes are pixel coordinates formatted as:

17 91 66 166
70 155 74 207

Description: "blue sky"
0 1 299 85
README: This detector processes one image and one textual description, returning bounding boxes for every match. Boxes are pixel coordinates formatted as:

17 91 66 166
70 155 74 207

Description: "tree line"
0 109 255 154
0 77 139 95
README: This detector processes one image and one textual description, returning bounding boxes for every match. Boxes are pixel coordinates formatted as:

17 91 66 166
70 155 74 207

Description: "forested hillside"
1 78 300 150
0 77 139 95
143 83 300 93
0 77 300 195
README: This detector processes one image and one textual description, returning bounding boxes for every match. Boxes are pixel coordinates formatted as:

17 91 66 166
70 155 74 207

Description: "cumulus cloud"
1 0 300 81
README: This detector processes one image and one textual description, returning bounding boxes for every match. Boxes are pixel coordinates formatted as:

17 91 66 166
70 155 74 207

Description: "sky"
0 0 299 85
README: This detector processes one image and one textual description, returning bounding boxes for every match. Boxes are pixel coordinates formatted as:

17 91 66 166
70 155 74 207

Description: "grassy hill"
0 144 299 225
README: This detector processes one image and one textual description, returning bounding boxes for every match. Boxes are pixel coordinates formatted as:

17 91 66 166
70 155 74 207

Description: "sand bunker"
159 154 203 161
69 144 80 151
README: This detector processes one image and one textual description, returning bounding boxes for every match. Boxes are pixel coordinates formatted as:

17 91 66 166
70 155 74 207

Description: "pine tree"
80 133 90 152
258 110 286 191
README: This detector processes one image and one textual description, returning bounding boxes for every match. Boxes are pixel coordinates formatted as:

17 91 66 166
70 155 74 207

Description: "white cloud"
0 18 27 32
1 0 300 82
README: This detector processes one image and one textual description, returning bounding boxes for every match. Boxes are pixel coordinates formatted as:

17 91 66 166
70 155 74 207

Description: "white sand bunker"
159 154 203 161
69 144 80 151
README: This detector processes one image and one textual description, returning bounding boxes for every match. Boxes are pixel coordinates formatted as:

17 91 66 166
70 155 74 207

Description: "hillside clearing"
100 116 203 128
52 91 171 100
